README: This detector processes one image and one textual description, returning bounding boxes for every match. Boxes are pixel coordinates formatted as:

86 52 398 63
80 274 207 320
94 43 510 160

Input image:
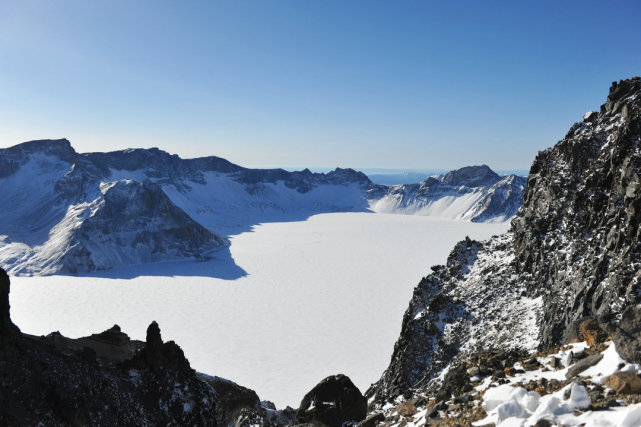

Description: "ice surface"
9 212 507 408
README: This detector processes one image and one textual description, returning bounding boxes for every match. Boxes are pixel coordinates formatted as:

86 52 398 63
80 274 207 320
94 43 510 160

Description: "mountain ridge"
0 141 524 275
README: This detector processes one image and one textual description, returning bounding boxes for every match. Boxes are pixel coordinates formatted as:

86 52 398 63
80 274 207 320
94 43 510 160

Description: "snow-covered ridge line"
0 140 525 274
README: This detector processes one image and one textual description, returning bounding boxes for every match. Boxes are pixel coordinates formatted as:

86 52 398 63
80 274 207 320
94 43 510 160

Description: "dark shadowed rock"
199 375 261 426
357 412 385 427
88 324 130 346
436 363 468 401
296 374 367 427
565 354 603 379
368 77 641 403
0 271 221 425
602 305 641 364
38 324 143 363
0 268 19 341
123 320 194 377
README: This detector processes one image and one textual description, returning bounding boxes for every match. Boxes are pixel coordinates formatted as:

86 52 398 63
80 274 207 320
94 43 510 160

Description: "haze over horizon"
1 0 640 170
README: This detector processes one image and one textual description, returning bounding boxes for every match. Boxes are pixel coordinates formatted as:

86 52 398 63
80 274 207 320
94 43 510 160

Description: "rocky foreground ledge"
363 313 641 426
0 267 375 426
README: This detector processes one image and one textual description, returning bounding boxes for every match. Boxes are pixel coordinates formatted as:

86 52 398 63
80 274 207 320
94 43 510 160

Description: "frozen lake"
9 212 508 408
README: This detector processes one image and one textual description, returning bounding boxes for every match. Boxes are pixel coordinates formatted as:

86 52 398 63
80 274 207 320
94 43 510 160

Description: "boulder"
604 372 641 394
602 305 641 364
296 374 367 427
565 354 603 379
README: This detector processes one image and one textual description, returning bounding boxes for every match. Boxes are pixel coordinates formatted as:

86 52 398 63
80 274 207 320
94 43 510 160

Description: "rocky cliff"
368 77 641 403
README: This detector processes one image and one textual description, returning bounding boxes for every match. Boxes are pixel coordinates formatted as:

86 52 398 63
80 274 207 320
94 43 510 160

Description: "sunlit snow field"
10 212 508 407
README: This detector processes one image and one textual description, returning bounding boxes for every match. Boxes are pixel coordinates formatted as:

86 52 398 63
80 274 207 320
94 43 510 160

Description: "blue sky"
0 1 639 170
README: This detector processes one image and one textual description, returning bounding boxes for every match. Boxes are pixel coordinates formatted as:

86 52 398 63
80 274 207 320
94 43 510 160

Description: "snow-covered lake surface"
10 212 508 408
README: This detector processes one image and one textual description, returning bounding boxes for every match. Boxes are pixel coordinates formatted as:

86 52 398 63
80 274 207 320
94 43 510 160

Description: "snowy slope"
0 140 525 275
381 339 641 427
370 166 526 222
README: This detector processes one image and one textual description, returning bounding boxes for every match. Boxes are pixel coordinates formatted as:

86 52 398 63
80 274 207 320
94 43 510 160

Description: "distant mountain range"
0 140 525 274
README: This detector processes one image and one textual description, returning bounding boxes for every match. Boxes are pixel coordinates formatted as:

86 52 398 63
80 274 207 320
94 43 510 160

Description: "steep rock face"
59 180 227 273
514 77 641 347
368 234 538 401
369 77 641 403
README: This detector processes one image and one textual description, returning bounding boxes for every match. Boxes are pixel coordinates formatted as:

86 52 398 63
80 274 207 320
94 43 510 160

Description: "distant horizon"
1 1 639 172
1 136 529 177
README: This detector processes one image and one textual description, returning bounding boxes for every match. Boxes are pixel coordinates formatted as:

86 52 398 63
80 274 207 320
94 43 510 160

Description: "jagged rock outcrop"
198 375 261 426
368 77 641 403
602 304 641 364
0 265 302 425
0 267 223 425
295 374 367 427
514 77 641 346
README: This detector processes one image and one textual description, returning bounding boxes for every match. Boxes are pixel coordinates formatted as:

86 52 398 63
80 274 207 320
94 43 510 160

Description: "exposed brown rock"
580 318 608 346
395 401 417 417
604 372 641 394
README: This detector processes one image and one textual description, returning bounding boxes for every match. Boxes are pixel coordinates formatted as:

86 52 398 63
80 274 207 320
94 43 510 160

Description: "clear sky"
1 1 639 170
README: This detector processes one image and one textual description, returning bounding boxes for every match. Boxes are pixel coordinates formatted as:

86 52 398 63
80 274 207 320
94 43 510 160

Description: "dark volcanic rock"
296 374 367 427
38 324 144 363
88 324 131 346
435 363 468 401
0 269 224 425
198 375 261 426
602 304 641 363
565 354 604 378
514 77 641 346
440 165 499 187
368 77 641 403
0 268 19 341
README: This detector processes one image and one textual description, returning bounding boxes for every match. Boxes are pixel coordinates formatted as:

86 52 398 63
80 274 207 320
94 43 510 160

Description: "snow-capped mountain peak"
0 140 525 274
